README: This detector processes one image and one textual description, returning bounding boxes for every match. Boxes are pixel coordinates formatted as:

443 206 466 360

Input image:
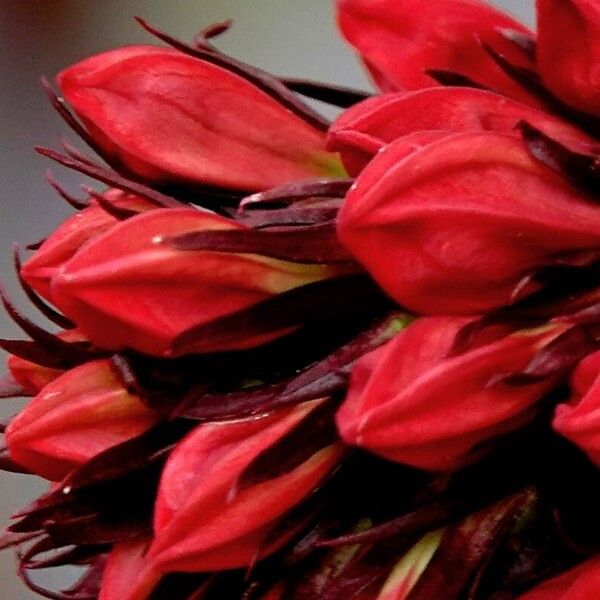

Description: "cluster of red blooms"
1 1 600 598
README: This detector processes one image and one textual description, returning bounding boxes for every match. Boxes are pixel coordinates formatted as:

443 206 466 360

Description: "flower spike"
4 3 600 599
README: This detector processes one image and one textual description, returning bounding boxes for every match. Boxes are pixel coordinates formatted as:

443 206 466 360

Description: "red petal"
537 0 600 116
328 87 596 175
58 46 343 191
51 208 346 356
21 191 153 301
150 401 342 572
337 132 600 314
337 317 566 471
336 0 539 106
5 359 158 480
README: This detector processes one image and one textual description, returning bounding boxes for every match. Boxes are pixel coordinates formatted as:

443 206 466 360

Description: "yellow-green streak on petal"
309 152 349 178
377 529 444 600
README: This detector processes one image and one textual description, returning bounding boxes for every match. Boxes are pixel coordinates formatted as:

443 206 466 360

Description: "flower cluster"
1 1 600 599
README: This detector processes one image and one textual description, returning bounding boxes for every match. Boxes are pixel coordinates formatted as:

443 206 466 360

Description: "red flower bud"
327 87 595 175
537 0 600 116
57 46 344 191
50 208 350 356
516 555 600 599
98 402 343 600
337 132 600 314
553 350 600 467
21 190 154 302
336 317 567 471
5 359 159 480
336 0 539 106
150 401 343 572
6 329 86 395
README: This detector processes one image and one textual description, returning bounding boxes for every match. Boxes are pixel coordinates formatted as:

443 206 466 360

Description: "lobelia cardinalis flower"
536 0 600 116
336 0 540 106
151 401 342 570
57 45 345 192
48 207 354 356
337 131 600 315
327 87 597 175
553 350 600 467
5 359 159 480
21 189 155 302
516 555 600 599
336 317 571 471
98 400 344 600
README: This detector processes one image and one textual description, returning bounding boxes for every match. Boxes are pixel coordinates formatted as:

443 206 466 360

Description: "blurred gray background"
0 1 533 597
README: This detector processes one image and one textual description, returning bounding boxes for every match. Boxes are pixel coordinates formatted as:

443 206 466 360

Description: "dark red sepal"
45 170 89 210
18 552 105 600
0 339 79 370
35 146 184 209
240 178 352 210
0 286 100 367
519 122 600 196
171 275 391 355
426 69 487 89
61 421 193 492
22 541 107 571
189 19 371 109
235 400 341 493
501 325 599 386
192 20 233 50
83 187 144 220
59 138 100 167
176 314 409 421
282 78 372 108
407 489 536 600
7 425 192 547
0 529 42 551
169 223 354 264
26 239 46 251
484 46 600 135
237 204 340 229
41 77 121 174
